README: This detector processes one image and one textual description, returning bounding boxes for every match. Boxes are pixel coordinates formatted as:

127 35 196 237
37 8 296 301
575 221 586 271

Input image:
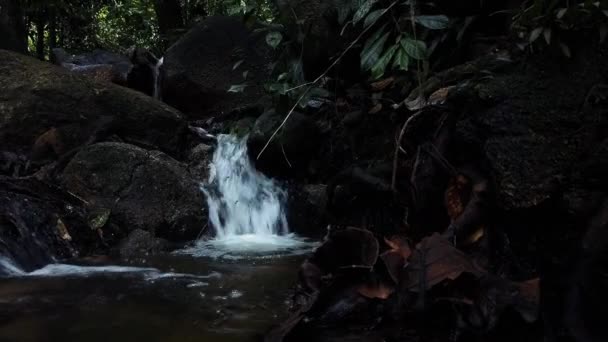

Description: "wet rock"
60 142 206 242
187 143 213 182
0 49 187 162
248 109 322 177
51 48 133 85
0 177 97 271
115 229 170 258
162 16 273 118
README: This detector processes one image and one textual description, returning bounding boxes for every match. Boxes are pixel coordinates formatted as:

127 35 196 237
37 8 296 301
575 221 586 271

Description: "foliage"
343 1 449 80
94 0 159 52
513 0 608 57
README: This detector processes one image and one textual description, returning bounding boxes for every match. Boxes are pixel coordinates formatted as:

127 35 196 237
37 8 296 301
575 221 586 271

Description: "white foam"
153 56 164 100
0 256 218 282
203 134 289 238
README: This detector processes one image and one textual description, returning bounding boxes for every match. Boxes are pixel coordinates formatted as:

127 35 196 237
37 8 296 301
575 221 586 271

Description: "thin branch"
256 0 401 160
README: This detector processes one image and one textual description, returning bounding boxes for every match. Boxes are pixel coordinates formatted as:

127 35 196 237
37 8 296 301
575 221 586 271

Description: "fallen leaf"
370 77 394 91
357 281 394 299
405 233 484 292
445 174 471 221
368 103 383 114
384 235 411 259
57 218 72 241
311 227 379 273
428 86 452 106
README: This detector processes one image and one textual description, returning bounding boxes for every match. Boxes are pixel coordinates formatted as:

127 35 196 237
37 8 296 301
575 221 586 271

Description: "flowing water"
153 57 164 100
0 135 316 342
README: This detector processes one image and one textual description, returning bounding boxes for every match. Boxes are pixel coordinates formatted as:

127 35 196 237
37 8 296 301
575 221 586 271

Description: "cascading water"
153 57 164 100
178 134 314 259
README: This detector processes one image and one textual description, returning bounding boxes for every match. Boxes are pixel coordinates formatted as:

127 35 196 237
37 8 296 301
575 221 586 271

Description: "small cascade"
153 57 164 100
204 134 288 238
178 134 314 259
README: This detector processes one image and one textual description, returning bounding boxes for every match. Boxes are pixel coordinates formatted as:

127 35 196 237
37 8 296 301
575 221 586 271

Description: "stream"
0 134 317 341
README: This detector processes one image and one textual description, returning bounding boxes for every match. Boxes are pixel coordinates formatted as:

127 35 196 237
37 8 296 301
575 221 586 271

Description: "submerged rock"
0 49 187 163
162 16 273 118
60 142 206 242
115 229 170 258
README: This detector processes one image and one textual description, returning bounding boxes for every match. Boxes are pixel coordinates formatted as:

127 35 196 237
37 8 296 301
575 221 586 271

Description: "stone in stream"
0 49 188 165
161 16 273 118
60 142 207 242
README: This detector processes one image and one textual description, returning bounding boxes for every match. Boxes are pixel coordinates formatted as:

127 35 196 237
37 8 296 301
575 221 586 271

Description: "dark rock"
0 49 187 163
60 142 206 242
162 16 273 118
248 109 322 177
0 177 98 271
454 53 608 211
288 183 328 237
187 143 213 182
115 229 170 258
52 47 162 97
0 0 27 53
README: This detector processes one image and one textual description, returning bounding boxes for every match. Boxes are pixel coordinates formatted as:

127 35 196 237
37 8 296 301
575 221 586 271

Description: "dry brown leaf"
405 233 484 292
428 86 452 106
370 77 395 91
513 277 540 323
368 103 383 114
380 250 405 284
357 281 395 299
445 174 470 221
384 235 412 259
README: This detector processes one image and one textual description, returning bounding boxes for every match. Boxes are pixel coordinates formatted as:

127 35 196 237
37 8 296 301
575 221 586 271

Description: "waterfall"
203 134 288 238
153 57 164 100
177 134 314 259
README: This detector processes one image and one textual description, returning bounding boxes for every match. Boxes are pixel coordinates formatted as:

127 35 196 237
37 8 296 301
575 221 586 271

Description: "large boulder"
247 109 322 177
161 16 273 118
51 47 162 97
0 49 187 162
60 142 207 242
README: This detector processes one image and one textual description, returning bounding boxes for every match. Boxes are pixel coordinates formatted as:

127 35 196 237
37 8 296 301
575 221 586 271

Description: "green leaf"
353 0 377 24
364 9 385 28
543 28 552 45
88 208 111 230
371 44 398 79
228 84 248 93
361 30 391 71
362 24 388 55
414 15 449 30
400 38 427 60
560 43 571 58
556 8 568 19
600 24 607 43
392 47 410 71
277 73 289 82
243 70 249 79
266 31 283 49
529 27 543 43
338 6 353 24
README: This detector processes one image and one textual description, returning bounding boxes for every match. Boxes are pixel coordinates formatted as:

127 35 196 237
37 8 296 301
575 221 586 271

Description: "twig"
257 0 401 160
280 143 292 168
391 110 423 190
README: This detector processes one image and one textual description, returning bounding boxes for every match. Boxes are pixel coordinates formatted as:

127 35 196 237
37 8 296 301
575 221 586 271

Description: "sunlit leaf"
364 9 385 28
400 38 427 60
353 0 378 24
414 15 449 30
88 208 111 230
371 44 397 79
228 84 248 93
265 31 283 49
